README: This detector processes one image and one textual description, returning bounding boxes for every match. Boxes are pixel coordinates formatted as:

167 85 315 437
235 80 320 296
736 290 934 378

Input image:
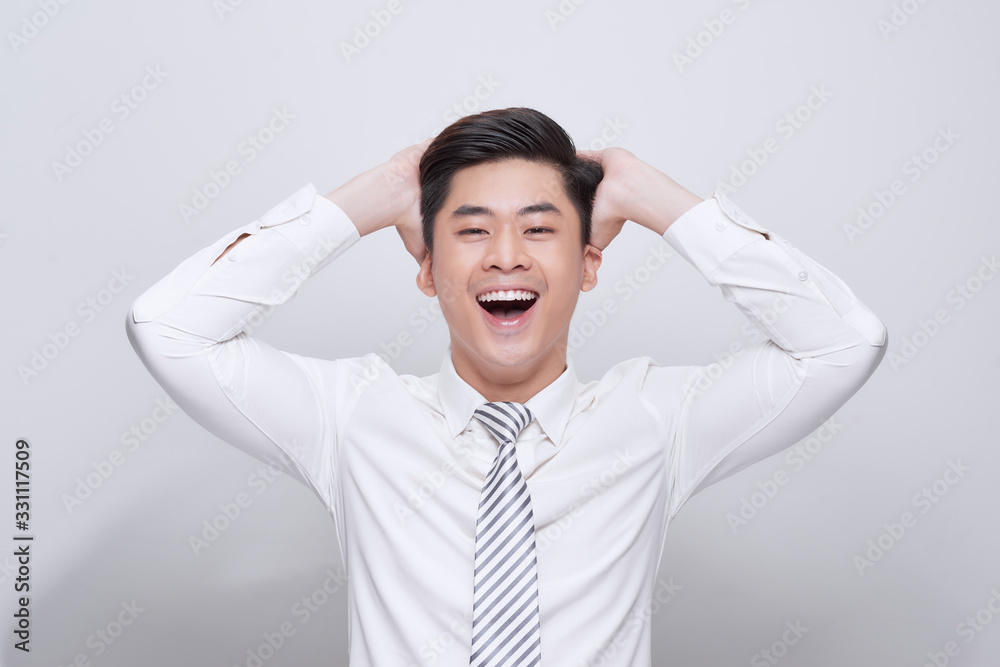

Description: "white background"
3 0 999 665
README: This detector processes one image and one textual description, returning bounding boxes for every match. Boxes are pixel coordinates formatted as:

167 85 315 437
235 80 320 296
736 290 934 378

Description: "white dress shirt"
125 182 887 667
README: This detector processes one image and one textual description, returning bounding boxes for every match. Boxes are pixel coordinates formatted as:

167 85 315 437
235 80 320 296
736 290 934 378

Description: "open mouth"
476 289 539 321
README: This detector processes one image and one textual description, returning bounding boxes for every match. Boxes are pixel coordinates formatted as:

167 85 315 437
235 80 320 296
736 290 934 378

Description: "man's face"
417 159 602 388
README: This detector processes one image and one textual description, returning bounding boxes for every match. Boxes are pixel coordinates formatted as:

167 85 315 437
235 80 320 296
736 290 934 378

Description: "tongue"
495 307 527 319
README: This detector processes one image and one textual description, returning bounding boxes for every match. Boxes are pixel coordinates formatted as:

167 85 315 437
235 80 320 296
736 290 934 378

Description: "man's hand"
577 147 637 251
325 138 431 265
578 147 704 243
384 140 432 265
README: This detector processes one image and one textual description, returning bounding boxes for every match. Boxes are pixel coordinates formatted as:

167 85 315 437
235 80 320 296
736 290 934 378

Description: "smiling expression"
417 159 602 398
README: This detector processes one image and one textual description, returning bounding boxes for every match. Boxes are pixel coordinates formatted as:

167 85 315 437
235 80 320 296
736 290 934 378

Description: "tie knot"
473 401 533 445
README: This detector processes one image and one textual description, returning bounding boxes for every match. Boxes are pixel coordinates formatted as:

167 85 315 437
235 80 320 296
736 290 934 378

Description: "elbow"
124 279 184 357
809 317 888 393
863 315 889 368
842 305 889 373
124 294 169 363
124 303 149 359
839 318 889 388
124 300 187 387
865 321 889 376
873 319 889 354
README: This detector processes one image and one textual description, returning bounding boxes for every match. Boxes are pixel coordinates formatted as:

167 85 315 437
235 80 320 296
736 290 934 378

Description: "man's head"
419 107 603 255
415 107 605 400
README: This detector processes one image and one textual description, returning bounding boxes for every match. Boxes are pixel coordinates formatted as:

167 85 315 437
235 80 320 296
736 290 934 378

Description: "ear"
416 250 436 297
580 243 602 293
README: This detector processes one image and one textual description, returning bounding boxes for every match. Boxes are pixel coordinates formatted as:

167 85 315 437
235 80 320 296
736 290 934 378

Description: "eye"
457 227 552 236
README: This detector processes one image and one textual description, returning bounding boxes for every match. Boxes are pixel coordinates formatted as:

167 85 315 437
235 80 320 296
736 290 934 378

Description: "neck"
450 344 567 404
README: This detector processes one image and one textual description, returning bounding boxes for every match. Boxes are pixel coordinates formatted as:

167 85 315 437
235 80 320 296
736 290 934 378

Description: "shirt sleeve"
124 183 364 510
653 190 888 520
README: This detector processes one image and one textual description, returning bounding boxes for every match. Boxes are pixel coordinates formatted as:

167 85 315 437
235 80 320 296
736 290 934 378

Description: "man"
126 107 887 666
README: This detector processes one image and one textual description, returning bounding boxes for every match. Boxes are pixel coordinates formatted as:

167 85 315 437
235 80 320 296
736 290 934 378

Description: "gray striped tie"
470 401 541 667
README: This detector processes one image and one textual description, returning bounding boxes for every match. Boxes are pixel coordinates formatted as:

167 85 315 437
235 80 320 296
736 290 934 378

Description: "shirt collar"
437 344 578 447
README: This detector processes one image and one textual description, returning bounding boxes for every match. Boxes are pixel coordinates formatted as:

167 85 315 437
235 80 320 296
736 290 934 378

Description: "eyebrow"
449 202 562 218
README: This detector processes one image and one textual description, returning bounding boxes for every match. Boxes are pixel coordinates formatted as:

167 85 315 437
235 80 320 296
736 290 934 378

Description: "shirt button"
797 270 808 280
715 221 727 231
300 213 311 226
228 252 238 262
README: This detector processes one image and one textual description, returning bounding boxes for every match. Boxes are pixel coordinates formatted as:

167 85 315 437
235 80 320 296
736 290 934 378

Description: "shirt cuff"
259 183 361 257
661 189 770 280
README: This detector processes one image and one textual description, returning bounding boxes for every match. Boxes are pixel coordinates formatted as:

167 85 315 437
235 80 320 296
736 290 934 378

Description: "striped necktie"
469 401 541 667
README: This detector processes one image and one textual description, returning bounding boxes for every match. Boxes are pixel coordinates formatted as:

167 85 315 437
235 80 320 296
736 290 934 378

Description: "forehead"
446 159 569 206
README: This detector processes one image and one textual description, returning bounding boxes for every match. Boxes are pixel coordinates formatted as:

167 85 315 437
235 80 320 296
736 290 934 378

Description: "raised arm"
125 141 428 508
582 147 888 518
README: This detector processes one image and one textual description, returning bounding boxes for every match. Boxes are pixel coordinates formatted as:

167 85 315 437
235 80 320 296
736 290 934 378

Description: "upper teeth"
477 289 538 302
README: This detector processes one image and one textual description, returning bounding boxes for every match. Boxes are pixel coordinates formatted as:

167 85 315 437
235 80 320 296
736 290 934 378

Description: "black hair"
419 107 603 255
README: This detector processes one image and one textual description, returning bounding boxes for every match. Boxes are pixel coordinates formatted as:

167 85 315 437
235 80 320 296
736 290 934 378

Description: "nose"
482 224 532 272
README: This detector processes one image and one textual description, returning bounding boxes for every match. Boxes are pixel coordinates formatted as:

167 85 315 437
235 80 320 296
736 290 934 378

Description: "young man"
126 108 887 666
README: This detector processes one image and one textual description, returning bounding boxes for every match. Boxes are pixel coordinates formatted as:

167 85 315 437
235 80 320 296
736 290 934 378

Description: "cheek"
538 253 584 297
428 260 473 311
433 278 466 312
